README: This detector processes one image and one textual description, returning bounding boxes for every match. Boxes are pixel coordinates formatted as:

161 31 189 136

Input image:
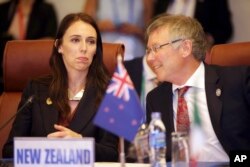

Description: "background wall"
1 0 250 43
228 0 250 42
46 0 86 24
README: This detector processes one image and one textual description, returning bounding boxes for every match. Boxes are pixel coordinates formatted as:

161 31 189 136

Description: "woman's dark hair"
49 12 110 120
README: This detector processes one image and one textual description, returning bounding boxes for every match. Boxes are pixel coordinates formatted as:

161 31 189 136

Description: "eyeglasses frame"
146 39 183 56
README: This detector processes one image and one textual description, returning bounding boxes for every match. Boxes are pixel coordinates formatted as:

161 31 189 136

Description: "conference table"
95 162 229 167
0 159 229 167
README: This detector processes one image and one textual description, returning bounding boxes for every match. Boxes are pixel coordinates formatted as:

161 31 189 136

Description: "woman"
2 12 118 162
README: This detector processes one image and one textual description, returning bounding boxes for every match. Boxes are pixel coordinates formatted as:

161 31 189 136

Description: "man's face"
146 28 184 83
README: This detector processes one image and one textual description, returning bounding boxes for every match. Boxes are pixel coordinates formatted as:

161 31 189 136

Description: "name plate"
14 137 94 167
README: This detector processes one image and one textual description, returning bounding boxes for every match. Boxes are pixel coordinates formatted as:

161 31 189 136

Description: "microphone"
0 95 35 131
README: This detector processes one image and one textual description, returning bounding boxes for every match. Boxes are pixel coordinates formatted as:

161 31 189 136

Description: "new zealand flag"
94 57 144 142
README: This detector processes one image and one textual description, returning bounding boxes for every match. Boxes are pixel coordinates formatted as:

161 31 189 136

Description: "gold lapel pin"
46 98 52 105
216 88 221 97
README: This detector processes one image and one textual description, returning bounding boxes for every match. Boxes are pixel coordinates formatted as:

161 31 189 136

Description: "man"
145 14 250 162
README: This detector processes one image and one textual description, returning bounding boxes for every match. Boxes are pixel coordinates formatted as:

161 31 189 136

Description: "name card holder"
14 137 94 167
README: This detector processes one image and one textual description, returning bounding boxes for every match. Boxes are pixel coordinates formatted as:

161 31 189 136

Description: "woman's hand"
47 124 82 138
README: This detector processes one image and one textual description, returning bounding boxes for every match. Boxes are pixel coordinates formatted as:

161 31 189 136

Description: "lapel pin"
216 88 221 97
46 98 52 105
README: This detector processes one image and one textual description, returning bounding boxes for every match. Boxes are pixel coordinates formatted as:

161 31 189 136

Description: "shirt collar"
69 89 84 101
172 62 205 93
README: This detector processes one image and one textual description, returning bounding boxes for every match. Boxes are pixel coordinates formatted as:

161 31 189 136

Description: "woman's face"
58 20 97 74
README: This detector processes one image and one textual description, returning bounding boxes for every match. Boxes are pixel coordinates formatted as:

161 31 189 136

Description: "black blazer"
2 80 119 162
153 0 233 44
146 64 250 161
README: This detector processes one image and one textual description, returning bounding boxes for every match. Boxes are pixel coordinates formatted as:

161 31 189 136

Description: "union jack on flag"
94 57 144 141
107 61 134 101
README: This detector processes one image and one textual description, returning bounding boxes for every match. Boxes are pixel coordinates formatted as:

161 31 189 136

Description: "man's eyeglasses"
146 39 183 56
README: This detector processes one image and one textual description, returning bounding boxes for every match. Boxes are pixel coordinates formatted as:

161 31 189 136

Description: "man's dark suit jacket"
146 64 250 161
2 80 118 162
154 0 233 44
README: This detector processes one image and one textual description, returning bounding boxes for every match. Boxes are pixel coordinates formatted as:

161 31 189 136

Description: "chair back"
205 41 250 66
0 39 124 158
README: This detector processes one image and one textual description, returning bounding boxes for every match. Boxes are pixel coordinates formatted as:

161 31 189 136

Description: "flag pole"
117 54 126 167
119 137 126 167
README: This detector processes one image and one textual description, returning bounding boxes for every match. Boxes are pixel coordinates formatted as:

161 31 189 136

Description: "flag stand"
119 137 126 167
